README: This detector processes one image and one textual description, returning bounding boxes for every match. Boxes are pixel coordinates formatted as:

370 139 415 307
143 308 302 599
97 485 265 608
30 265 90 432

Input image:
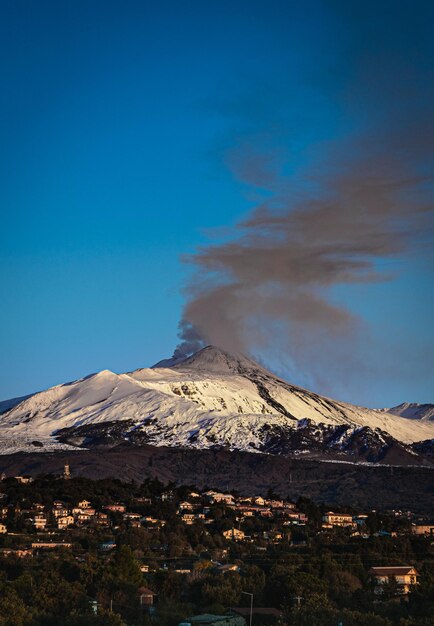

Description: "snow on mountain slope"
386 402 434 421
0 346 433 456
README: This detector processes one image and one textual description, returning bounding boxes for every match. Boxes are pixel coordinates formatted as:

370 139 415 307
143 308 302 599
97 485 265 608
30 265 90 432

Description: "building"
93 512 109 527
105 504 126 513
179 501 195 511
138 587 155 607
52 505 70 519
57 515 74 530
411 523 434 536
31 542 72 550
63 464 71 480
322 512 355 528
222 528 245 541
0 548 32 558
14 476 33 484
283 511 308 524
161 491 174 502
77 500 91 509
370 566 419 595
0 523 6 534
31 513 47 530
216 564 239 574
204 491 235 505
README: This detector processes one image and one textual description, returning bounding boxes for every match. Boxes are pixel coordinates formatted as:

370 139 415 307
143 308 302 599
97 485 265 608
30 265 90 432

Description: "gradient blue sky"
1 0 433 407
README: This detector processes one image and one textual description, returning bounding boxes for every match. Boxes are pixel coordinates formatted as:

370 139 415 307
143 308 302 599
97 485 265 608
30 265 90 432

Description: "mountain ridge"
0 346 432 463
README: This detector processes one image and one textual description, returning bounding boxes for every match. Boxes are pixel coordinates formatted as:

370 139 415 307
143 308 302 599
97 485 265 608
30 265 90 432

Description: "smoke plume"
174 1 434 396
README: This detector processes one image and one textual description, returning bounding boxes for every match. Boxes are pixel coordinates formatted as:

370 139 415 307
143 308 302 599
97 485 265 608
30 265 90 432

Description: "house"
282 511 308 525
52 506 70 519
123 512 141 521
135 497 152 505
0 548 33 558
31 513 47 530
100 541 117 551
222 528 245 541
131 520 142 528
204 491 235 505
0 523 7 534
77 500 91 509
263 530 284 542
253 496 265 506
138 586 155 606
93 512 109 527
322 512 355 528
216 563 239 574
411 523 434 535
72 506 96 518
181 513 195 525
57 515 74 530
14 476 33 484
179 501 195 511
370 566 419 595
76 512 96 525
161 491 174 502
31 542 72 550
266 499 284 508
105 504 126 513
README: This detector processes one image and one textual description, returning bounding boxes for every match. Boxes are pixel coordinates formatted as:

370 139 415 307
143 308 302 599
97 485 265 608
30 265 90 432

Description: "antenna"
293 595 303 609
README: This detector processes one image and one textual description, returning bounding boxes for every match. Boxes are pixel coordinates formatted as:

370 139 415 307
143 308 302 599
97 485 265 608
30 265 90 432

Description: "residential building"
222 528 245 541
322 512 356 528
411 523 434 535
370 566 419 595
57 515 74 530
204 491 235 505
31 513 47 530
105 504 126 513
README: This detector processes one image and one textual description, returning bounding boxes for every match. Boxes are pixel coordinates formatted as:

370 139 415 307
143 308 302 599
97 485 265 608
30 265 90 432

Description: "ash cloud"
175 2 434 396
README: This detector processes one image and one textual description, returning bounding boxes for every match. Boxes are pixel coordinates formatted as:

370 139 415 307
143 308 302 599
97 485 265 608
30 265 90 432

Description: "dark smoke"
174 1 434 395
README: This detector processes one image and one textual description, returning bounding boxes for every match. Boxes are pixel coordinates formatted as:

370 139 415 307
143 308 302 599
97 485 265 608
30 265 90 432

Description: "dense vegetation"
0 475 432 625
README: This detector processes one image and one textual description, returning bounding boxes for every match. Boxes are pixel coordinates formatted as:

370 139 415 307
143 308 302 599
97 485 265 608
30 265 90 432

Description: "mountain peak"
171 345 268 376
388 402 434 421
152 345 268 376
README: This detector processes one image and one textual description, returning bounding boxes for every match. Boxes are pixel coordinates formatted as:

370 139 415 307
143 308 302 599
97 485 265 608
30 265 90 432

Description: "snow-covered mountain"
386 402 434 421
0 346 433 462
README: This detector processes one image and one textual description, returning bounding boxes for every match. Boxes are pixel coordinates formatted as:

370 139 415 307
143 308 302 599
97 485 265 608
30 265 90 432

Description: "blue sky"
1 1 433 407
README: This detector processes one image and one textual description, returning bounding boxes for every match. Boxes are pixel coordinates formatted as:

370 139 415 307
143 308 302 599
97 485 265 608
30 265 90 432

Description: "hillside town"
0 469 432 625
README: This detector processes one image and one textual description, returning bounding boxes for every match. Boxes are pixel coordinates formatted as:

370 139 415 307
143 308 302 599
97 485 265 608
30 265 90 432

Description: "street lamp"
241 591 253 626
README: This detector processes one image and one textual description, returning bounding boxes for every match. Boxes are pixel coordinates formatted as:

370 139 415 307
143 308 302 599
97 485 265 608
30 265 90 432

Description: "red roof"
138 587 155 596
370 566 418 576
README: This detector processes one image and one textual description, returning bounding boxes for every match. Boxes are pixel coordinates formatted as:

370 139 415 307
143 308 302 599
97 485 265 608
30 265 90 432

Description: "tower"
63 463 71 480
